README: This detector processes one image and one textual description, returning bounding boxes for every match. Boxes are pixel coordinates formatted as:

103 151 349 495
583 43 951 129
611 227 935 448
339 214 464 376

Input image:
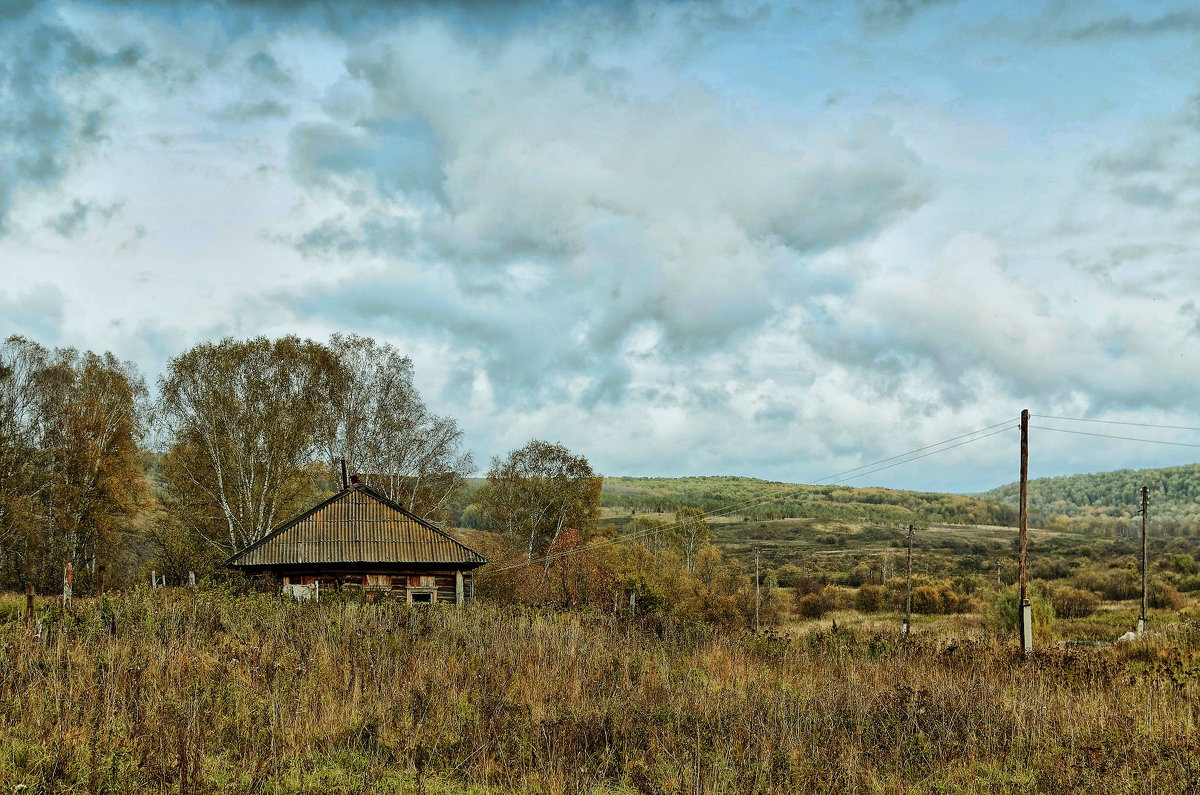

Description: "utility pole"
755 546 761 633
1018 409 1032 656
1139 486 1149 635
903 524 914 638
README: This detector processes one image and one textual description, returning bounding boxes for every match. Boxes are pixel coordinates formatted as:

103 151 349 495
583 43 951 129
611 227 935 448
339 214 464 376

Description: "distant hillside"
601 476 1017 527
979 463 1200 529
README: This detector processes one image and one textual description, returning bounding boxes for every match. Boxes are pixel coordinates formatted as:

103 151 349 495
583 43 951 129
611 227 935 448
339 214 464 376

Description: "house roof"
225 483 487 569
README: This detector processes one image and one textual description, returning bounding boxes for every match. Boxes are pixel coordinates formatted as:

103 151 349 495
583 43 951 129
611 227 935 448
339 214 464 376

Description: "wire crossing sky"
3 1 1200 492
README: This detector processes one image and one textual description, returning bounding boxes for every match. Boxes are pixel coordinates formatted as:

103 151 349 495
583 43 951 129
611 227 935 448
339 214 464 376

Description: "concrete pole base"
1021 601 1033 656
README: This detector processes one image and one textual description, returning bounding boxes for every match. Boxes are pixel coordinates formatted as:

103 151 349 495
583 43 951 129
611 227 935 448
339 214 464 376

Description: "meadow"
2 589 1199 794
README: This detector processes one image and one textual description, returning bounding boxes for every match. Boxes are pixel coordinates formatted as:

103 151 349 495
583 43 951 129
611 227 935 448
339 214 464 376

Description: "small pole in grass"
62 562 73 609
26 583 34 624
755 546 760 633
903 524 913 638
1139 486 1149 636
96 563 105 599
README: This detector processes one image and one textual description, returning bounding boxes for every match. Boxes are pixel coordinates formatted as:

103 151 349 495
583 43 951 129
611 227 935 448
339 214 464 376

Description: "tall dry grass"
1 588 1198 793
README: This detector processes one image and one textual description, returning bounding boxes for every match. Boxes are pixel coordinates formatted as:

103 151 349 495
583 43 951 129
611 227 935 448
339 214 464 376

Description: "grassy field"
3 589 1200 793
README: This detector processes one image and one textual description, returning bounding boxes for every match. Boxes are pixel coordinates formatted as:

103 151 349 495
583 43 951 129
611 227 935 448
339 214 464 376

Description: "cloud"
1060 10 1200 42
855 0 957 31
0 285 66 342
282 20 933 390
0 12 142 233
44 199 124 238
211 99 291 122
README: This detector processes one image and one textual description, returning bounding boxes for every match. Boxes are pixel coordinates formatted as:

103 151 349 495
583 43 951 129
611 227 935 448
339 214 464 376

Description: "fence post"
26 584 34 624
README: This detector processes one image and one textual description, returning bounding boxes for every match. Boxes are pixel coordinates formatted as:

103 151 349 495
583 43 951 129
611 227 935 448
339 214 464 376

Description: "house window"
407 587 437 604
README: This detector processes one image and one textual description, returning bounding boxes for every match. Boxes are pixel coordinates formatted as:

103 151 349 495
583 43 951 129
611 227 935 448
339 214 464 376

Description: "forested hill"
979 463 1200 526
601 476 1018 527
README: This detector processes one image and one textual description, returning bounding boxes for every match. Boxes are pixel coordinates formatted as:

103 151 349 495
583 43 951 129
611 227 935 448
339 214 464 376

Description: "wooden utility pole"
1018 409 1032 656
754 547 761 633
903 524 914 637
1139 486 1149 635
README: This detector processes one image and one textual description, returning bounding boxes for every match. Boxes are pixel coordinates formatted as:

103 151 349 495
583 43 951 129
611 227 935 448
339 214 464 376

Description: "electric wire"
1033 414 1200 433
490 418 1017 573
1029 425 1200 450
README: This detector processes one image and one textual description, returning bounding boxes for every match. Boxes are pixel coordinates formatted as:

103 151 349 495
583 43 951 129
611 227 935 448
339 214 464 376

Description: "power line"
1029 425 1200 450
825 426 1013 486
490 418 1017 573
1034 414 1200 433
809 419 1014 484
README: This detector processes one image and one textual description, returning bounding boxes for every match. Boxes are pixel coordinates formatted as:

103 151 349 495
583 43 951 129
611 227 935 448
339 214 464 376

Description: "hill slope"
602 476 1017 527
979 463 1200 527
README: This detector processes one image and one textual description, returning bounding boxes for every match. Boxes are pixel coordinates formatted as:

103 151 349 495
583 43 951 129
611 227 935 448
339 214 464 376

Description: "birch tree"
675 507 711 574
157 336 341 553
476 440 601 563
322 334 473 521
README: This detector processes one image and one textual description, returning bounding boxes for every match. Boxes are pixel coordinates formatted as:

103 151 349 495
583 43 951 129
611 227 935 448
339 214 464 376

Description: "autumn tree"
0 336 147 592
322 334 473 521
476 440 602 563
675 507 712 574
157 336 342 554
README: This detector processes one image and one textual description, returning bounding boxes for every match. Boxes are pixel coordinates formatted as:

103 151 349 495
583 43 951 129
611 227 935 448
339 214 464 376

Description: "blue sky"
3 0 1200 493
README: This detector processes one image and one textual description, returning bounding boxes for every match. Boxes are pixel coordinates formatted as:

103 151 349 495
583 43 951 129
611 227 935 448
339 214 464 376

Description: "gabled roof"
225 484 487 569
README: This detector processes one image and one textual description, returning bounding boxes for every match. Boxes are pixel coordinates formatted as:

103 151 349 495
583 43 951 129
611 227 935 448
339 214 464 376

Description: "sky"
3 0 1200 494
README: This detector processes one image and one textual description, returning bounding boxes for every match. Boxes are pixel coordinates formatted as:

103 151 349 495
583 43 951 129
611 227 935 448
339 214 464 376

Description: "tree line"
1 333 479 591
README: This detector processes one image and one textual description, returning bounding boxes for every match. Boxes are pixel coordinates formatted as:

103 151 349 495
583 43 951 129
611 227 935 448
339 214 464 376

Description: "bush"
1169 554 1196 574
823 585 856 611
773 564 804 588
795 592 829 620
855 585 884 613
1148 580 1184 610
911 585 944 615
1051 586 1099 618
984 585 1055 641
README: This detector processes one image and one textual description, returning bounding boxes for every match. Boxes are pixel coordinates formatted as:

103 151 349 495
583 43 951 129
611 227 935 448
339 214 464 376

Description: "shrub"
1051 586 1099 618
823 585 856 611
855 585 884 613
773 564 804 588
1148 580 1184 610
795 592 829 620
984 585 1055 641
1169 554 1196 574
911 585 944 615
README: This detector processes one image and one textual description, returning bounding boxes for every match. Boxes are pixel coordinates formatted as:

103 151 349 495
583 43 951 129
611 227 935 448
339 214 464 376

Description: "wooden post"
151 570 157 591
903 524 913 637
26 583 34 624
754 547 760 633
96 563 105 599
1018 409 1032 656
1139 486 1149 635
455 570 464 606
340 458 349 491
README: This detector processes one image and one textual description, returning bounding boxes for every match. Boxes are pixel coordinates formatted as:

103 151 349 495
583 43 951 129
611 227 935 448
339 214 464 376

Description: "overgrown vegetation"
3 590 1199 794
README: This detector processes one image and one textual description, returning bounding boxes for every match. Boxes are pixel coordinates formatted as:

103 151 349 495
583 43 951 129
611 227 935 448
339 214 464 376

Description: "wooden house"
225 477 487 604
